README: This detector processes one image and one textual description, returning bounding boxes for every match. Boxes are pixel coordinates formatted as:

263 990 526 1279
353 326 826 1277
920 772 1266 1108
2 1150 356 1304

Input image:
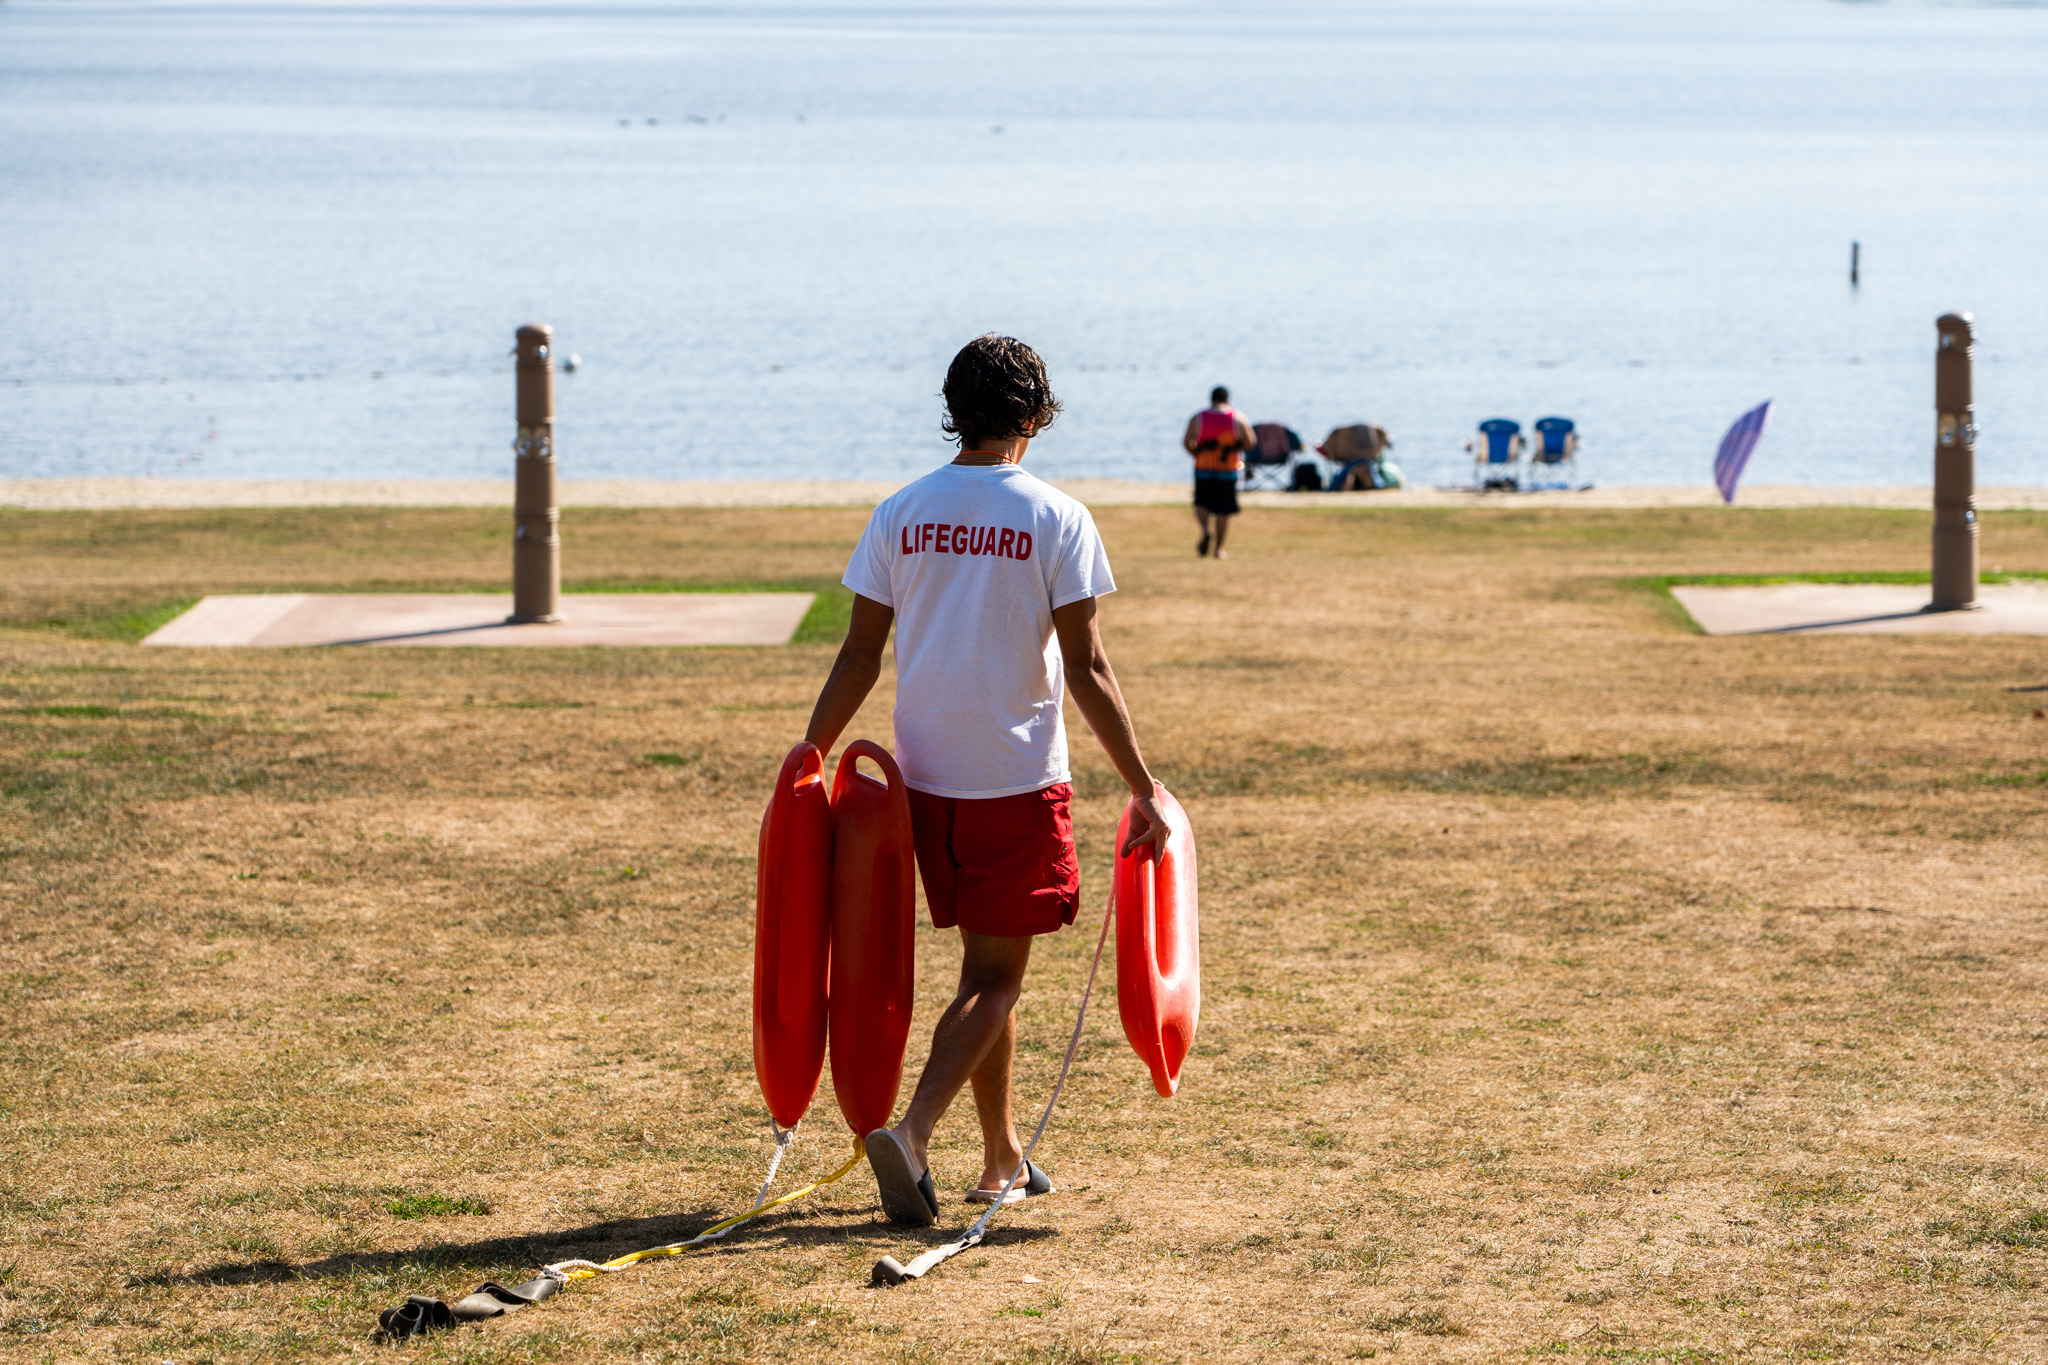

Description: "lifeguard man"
1183 386 1254 559
804 333 1167 1224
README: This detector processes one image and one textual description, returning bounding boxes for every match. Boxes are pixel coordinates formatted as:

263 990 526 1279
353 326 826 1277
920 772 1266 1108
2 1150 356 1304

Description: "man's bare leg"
1212 513 1232 559
891 929 1032 1175
967 1006 1024 1191
1194 506 1212 555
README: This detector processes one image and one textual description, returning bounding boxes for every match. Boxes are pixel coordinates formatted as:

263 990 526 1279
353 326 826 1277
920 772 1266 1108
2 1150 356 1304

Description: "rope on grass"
375 1122 867 1341
546 1126 866 1281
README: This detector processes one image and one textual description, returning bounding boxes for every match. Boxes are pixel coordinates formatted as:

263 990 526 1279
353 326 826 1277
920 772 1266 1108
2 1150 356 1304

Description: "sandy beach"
7 476 2047 511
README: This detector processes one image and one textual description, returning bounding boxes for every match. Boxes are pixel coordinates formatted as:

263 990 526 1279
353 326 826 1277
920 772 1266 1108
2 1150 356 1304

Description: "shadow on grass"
140 1206 1059 1289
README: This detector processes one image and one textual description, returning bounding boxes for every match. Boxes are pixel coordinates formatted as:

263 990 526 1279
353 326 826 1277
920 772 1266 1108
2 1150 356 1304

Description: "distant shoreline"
4 478 2047 513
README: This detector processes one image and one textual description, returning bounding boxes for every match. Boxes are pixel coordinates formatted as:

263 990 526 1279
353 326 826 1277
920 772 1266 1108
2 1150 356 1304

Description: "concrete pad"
1671 581 2048 636
142 593 814 647
144 593 314 645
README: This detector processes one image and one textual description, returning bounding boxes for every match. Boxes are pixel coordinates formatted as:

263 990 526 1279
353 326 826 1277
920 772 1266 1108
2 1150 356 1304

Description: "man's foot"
865 1128 938 1226
1196 533 1210 557
965 1159 1057 1206
1214 548 1229 561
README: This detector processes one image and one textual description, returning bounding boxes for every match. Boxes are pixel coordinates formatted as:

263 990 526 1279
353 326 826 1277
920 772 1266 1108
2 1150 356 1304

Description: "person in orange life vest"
803 333 1168 1226
1183 385 1254 559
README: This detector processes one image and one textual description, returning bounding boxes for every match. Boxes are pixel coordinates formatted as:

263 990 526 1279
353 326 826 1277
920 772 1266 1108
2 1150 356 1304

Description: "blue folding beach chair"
1469 418 1525 490
1241 422 1304 491
1528 416 1578 489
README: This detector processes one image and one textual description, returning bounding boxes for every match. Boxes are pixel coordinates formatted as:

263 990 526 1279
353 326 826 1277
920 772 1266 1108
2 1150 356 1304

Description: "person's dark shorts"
907 783 1079 937
1193 475 1240 516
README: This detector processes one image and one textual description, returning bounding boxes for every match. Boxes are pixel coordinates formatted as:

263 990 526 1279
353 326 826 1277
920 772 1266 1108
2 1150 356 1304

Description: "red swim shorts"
907 783 1080 938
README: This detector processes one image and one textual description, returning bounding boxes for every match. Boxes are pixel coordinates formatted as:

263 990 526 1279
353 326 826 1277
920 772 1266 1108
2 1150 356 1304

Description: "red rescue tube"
1115 784 1200 1098
753 742 833 1130
827 741 918 1138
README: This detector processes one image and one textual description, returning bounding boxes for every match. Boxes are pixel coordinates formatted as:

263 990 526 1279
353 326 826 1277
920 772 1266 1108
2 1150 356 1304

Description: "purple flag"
1713 400 1773 504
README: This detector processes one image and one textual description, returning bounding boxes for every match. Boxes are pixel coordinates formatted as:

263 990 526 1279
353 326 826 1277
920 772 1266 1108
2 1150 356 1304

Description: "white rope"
962 874 1117 1246
750 1123 798 1211
874 875 1121 1288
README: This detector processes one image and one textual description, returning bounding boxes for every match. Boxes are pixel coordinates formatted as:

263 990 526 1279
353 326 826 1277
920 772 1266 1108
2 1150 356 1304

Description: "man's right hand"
1120 792 1170 858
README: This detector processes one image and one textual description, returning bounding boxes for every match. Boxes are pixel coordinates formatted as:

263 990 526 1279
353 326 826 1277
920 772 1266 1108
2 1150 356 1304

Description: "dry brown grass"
3 502 2047 1364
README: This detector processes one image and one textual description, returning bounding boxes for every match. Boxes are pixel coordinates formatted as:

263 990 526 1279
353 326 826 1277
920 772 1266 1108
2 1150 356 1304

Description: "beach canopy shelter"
1317 423 1395 492
1472 418 1525 490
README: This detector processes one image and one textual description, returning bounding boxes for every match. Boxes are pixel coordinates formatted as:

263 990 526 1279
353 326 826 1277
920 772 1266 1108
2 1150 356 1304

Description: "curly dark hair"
940 334 1062 449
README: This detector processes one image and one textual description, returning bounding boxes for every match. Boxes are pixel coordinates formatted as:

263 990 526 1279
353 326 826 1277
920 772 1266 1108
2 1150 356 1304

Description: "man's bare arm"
803 594 894 754
1052 596 1167 856
1183 416 1202 455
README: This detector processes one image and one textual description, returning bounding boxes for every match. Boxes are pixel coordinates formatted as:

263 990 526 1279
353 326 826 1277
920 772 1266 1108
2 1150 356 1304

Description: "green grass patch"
791 586 852 644
1366 1308 1465 1337
1927 1207 2048 1249
384 1193 492 1219
1769 1172 1861 1207
1972 770 2048 788
17 597 199 644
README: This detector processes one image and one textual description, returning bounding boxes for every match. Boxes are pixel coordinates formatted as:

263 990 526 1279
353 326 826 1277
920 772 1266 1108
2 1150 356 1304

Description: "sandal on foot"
865 1128 938 1226
965 1160 1057 1206
1196 533 1210 557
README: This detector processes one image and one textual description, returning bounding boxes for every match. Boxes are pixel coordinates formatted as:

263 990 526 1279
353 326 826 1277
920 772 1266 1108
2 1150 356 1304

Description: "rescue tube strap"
375 1123 866 1341
375 1275 565 1341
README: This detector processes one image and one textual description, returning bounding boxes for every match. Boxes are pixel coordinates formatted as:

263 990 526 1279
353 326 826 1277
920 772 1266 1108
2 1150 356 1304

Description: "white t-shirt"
842 464 1116 799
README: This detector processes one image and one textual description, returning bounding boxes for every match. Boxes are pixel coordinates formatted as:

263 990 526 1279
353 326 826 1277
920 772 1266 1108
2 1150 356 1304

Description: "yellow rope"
553 1137 867 1283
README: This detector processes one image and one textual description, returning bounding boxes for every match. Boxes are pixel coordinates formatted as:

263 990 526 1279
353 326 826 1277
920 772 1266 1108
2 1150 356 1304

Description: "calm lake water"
3 0 2046 488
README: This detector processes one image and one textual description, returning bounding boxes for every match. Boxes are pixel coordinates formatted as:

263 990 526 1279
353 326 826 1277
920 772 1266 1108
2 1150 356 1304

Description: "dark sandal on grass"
866 1127 939 1226
965 1159 1056 1206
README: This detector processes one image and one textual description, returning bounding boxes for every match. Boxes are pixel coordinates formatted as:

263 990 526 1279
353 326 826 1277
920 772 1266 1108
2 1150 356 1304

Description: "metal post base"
506 613 563 625
1922 601 1983 614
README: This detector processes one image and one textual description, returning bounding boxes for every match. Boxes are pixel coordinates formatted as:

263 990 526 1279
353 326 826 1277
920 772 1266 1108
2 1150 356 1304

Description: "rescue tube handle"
830 737 902 804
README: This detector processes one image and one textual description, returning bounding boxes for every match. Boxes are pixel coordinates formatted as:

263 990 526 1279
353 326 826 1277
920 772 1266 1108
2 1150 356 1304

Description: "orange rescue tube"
826 741 918 1137
1115 784 1199 1098
753 742 834 1130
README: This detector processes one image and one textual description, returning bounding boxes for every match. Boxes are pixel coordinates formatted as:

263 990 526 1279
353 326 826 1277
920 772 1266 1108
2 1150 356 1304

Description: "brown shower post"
511 322 561 624
1929 312 1978 613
